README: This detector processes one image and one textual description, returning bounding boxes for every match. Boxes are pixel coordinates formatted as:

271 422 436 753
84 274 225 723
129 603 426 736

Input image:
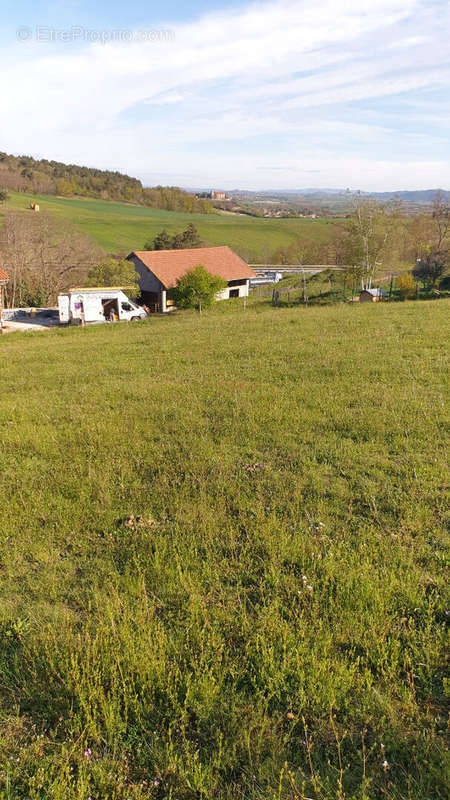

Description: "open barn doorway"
140 291 160 313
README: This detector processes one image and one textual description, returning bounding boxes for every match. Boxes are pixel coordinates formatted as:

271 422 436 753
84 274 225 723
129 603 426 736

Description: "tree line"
0 152 213 213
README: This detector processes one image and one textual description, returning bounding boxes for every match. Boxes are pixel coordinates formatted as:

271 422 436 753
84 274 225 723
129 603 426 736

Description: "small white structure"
359 287 388 303
250 271 283 286
58 287 146 325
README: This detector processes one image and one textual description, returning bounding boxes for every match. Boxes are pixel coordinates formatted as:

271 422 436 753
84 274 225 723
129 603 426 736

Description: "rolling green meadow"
0 298 448 799
2 193 337 260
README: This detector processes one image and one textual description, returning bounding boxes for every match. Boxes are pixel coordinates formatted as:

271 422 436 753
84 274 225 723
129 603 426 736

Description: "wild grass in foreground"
0 300 448 799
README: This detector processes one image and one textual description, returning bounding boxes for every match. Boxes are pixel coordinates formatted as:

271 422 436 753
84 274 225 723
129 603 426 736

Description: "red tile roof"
130 246 255 289
0 268 9 282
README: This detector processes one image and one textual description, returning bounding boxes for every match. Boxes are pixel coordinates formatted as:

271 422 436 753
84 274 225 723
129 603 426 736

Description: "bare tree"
409 193 450 290
347 196 402 289
0 211 103 307
431 191 450 250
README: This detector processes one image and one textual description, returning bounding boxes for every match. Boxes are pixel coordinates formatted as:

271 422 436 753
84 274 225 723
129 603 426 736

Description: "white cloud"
2 0 449 189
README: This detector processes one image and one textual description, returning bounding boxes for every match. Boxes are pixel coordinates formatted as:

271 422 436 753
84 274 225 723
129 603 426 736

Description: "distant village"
196 189 320 218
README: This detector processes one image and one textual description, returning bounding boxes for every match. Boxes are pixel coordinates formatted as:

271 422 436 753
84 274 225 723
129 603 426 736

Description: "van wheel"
131 316 140 322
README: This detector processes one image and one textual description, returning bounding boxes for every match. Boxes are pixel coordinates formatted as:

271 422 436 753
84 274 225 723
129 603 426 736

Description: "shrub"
172 265 227 312
397 272 416 299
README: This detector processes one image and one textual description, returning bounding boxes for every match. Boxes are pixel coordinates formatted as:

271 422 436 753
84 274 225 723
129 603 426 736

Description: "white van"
58 288 147 325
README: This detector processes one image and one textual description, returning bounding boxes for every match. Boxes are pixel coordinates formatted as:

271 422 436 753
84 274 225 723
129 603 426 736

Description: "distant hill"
226 187 449 216
0 151 214 214
369 189 450 203
229 188 450 205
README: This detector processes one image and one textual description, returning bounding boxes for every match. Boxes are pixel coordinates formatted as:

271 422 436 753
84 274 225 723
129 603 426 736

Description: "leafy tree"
172 265 227 313
180 223 202 249
397 272 416 300
0 190 9 203
172 223 203 249
149 229 172 250
412 249 448 289
171 231 186 249
148 224 204 251
85 258 139 289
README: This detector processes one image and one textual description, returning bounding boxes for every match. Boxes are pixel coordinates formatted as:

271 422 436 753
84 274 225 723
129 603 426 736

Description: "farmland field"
0 299 448 799
2 192 338 260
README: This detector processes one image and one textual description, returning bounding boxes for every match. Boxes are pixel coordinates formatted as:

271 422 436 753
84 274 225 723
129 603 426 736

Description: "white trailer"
58 287 147 325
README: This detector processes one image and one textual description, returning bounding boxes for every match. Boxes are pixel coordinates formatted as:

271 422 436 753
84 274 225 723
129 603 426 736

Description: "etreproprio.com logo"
16 26 175 44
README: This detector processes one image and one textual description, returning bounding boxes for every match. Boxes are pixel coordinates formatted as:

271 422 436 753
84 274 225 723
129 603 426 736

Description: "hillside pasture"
3 191 338 260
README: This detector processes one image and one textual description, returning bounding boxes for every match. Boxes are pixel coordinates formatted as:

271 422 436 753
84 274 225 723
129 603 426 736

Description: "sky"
1 0 450 191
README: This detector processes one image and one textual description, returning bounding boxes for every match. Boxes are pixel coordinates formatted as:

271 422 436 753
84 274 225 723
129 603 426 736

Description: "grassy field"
0 298 448 799
2 192 338 260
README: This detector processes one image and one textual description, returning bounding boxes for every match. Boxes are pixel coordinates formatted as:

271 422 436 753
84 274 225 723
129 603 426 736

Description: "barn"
127 246 256 312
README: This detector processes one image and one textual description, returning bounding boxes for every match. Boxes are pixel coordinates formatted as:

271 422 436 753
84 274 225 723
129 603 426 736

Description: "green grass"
0 299 448 799
3 192 338 259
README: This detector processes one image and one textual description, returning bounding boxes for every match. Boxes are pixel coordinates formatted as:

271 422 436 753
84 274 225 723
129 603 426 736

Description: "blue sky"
2 0 449 190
